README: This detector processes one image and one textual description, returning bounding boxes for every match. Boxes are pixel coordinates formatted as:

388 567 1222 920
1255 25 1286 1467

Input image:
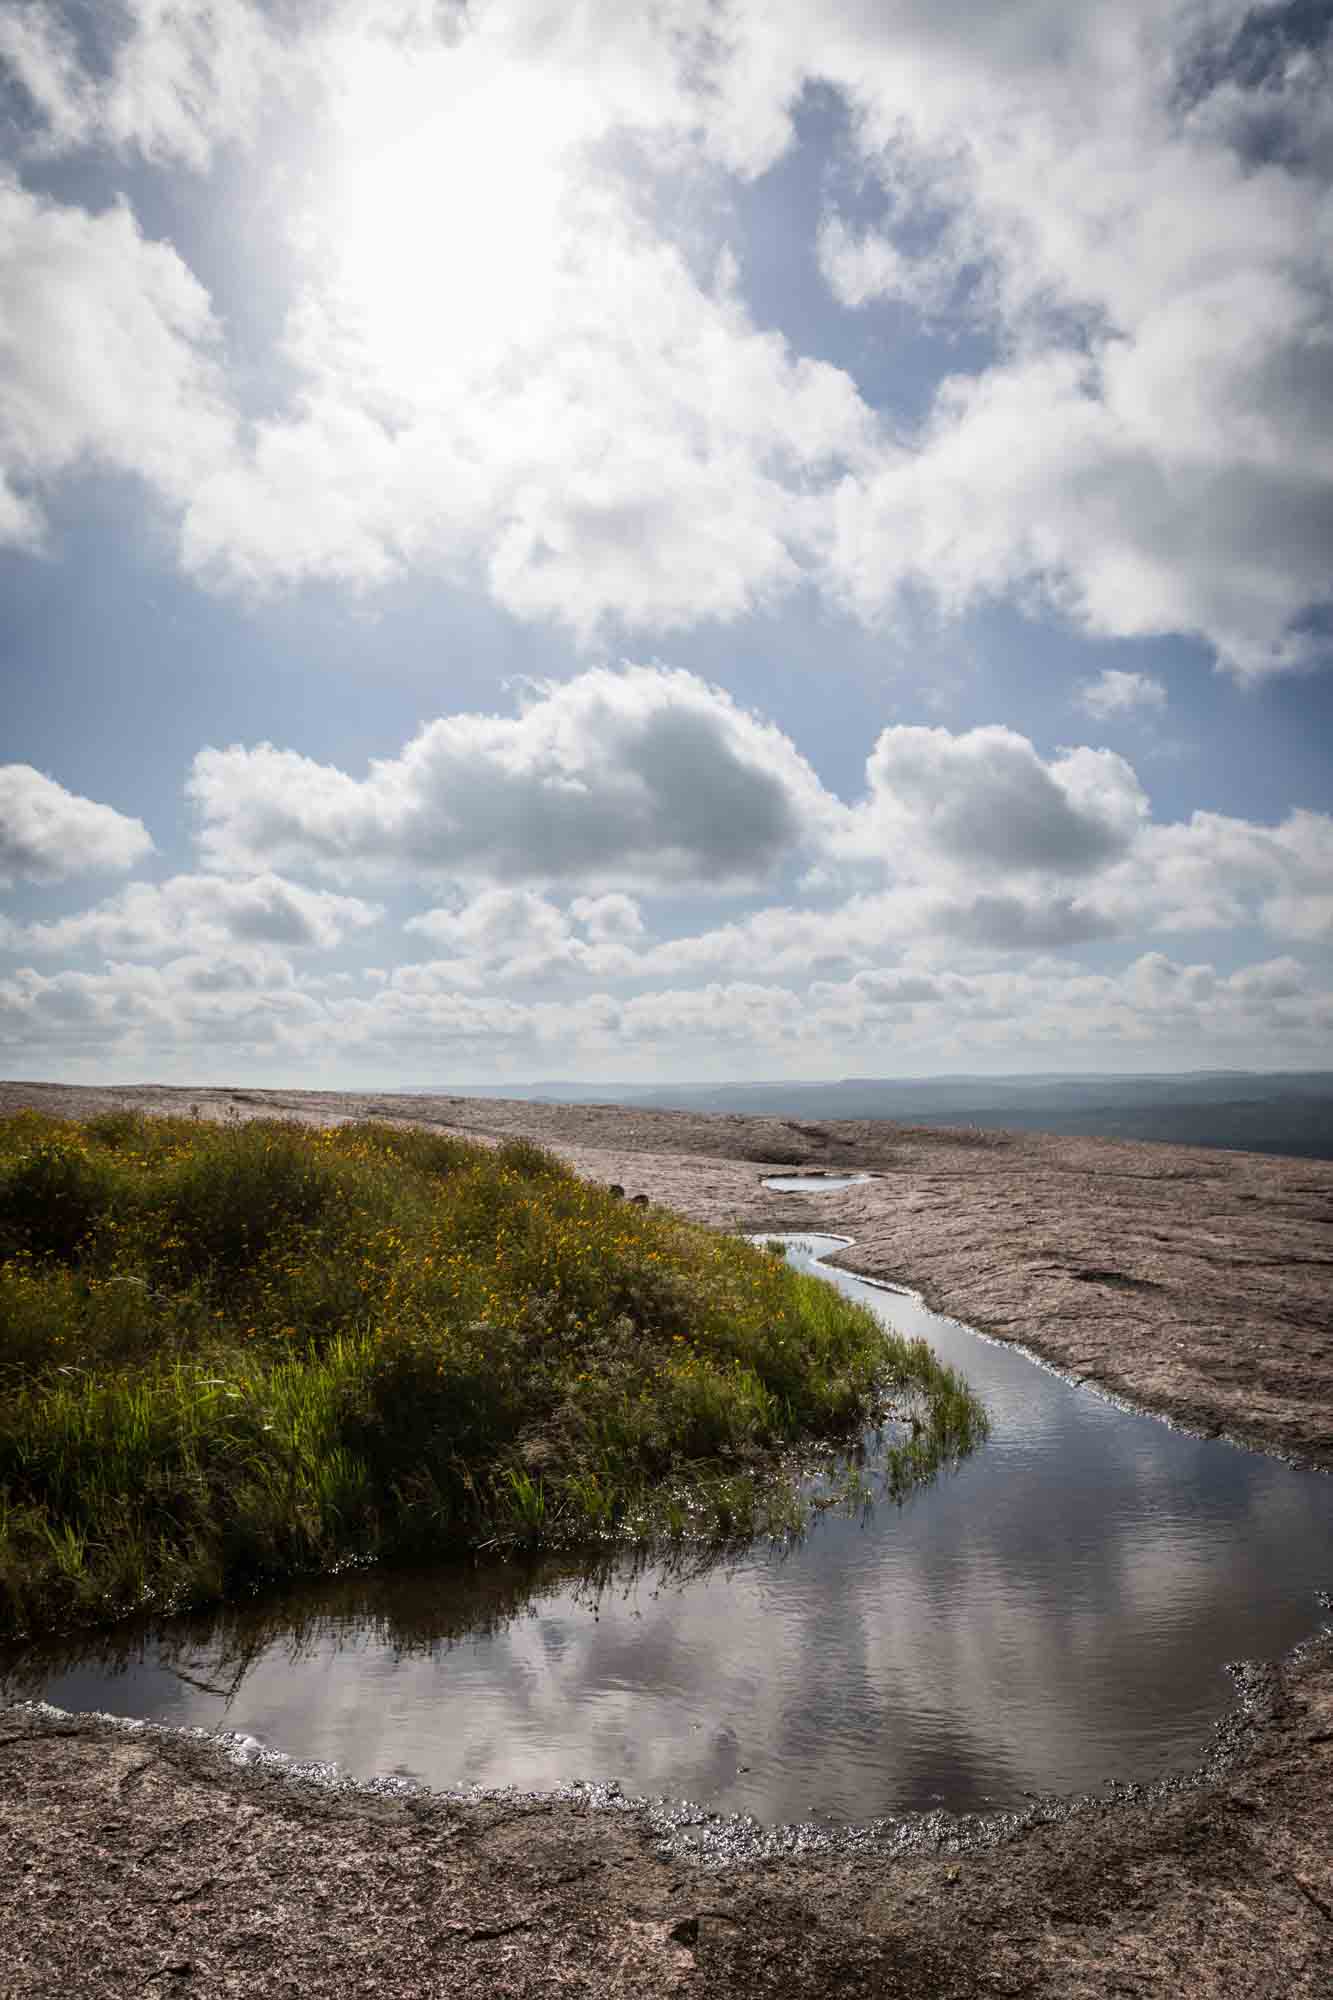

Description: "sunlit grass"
0 1110 987 1636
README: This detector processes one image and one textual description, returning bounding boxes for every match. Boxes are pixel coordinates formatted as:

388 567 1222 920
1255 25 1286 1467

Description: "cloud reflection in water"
9 1240 1330 1823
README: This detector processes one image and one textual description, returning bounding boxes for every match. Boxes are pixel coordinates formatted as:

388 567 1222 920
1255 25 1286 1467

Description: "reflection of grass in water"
878 1347 991 1503
3 1361 990 1709
1 1324 989 1703
0 1390 984 1708
0 1113 987 1638
0 1545 733 1705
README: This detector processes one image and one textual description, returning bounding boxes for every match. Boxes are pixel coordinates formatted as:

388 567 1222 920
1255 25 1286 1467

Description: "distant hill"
404 1071 1333 1161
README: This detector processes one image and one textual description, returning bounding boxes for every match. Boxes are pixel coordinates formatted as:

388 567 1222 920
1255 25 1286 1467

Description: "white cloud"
405 888 647 984
0 765 154 886
0 1 289 168
12 695 1326 1097
9 945 1328 1081
852 724 1149 878
816 214 947 315
617 882 1118 976
1077 669 1168 720
0 3 93 157
402 889 640 987
931 893 1117 952
1098 806 1333 942
3 10 875 633
811 949 1332 1056
4 3 1331 674
809 1 1333 678
406 889 569 957
834 968 958 1009
148 3 872 633
1225 954 1309 1004
177 189 873 636
1125 950 1218 1010
20 873 380 957
189 665 839 889
351 711 1333 984
0 949 323 1066
0 177 234 547
569 893 643 944
640 899 876 980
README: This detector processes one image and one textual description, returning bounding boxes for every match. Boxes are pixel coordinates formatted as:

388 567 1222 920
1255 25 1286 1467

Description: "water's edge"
10 1627 1324 1871
816 1236 1331 1476
749 1187 1331 1475
7 1222 1329 1863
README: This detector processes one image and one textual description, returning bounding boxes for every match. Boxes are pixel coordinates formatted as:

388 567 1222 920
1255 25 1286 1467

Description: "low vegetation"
0 1111 987 1636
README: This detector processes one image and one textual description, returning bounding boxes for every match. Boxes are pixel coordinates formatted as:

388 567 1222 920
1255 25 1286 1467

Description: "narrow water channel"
4 1233 1329 1825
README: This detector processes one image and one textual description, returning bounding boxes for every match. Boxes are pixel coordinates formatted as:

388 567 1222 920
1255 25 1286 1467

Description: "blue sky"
1 0 1331 1086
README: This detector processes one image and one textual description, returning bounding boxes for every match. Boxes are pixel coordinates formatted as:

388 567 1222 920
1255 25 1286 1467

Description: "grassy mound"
0 1111 986 1636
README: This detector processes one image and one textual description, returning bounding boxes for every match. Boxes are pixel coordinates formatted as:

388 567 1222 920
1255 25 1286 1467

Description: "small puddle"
761 1173 873 1192
4 1235 1330 1825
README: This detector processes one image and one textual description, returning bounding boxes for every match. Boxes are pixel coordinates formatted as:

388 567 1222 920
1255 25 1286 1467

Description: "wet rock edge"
4 1620 1332 1998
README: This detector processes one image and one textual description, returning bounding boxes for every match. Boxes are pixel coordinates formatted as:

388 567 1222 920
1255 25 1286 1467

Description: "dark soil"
2 1080 1331 1997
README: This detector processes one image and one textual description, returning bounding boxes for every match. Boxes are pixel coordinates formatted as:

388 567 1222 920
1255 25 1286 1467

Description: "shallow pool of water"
5 1235 1329 1824
761 1174 873 1192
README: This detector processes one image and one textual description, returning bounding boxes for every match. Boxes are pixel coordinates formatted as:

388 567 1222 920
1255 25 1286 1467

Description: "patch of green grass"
0 1110 987 1636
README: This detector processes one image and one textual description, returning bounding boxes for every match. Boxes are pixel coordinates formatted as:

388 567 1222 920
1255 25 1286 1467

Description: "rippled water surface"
5 1234 1330 1823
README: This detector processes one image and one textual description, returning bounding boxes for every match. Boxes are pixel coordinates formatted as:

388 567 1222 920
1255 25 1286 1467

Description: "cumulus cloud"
808 0 1333 677
853 725 1148 877
1098 806 1333 942
189 666 838 889
20 873 380 957
844 952 1324 1052
11 691 1328 1097
1224 954 1310 1004
626 883 1116 974
651 762 1333 964
931 893 1117 952
834 968 956 1009
357 710 1333 981
309 947 1333 1068
0 950 322 1066
1077 670 1168 720
174 697 1325 988
8 699 1333 1079
7 946 1328 1080
406 889 569 956
0 177 234 550
402 889 642 986
0 765 154 885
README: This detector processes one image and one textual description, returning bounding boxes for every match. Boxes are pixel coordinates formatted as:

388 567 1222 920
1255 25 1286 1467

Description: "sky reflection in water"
7 1235 1330 1824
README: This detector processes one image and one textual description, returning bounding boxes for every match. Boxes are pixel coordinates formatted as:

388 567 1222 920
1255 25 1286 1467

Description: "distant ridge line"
392 1071 1333 1163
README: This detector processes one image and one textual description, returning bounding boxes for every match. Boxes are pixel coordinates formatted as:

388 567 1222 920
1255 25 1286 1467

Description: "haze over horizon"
3 1 1331 1089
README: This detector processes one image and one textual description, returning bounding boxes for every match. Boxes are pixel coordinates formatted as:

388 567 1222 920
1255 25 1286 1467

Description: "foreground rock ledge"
2 1082 1331 1996
3 1635 1332 2000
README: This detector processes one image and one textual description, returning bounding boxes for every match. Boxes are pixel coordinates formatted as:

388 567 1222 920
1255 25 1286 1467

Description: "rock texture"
3 1636 1331 1999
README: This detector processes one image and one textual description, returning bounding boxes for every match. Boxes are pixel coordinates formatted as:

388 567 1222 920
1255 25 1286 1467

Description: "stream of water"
5 1228 1329 1824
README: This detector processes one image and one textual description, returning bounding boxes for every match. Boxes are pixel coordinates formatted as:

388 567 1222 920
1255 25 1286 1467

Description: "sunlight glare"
318 36 586 391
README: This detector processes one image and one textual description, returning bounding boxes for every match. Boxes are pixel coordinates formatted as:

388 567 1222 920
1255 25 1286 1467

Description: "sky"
1 0 1331 1089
